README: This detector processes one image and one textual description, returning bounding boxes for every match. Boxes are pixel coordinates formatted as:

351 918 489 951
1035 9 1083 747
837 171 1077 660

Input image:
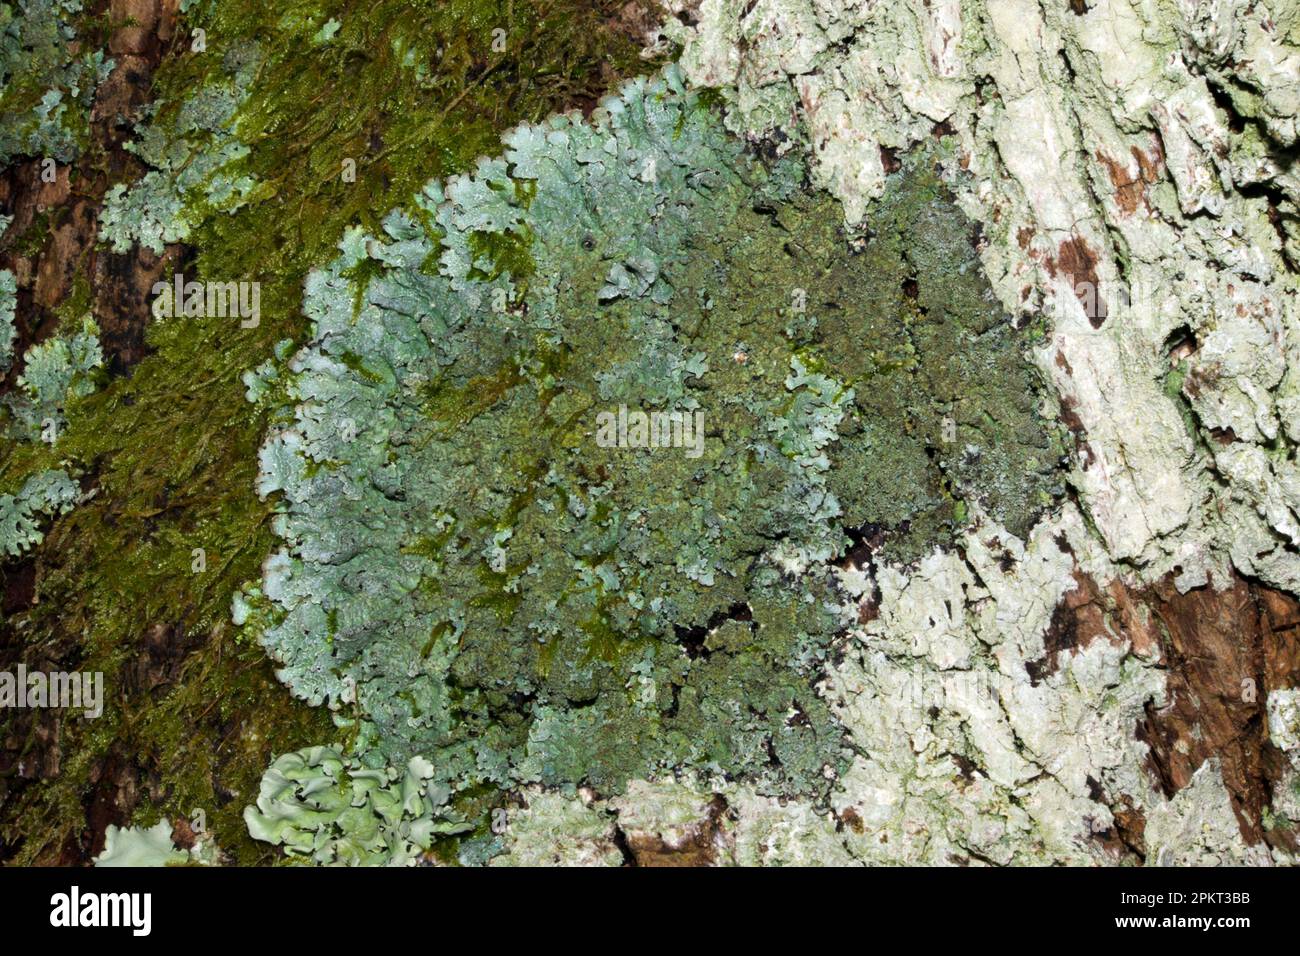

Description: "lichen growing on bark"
243 745 472 865
99 41 264 254
0 268 16 369
619 0 1300 866
239 66 1060 861
2 315 101 441
0 467 78 556
4 0 1299 869
0 311 100 555
92 819 219 867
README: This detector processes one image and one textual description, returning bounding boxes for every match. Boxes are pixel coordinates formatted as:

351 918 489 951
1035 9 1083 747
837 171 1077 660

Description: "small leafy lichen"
2 315 102 442
0 468 78 557
0 312 101 555
92 821 190 867
243 745 471 866
0 268 16 372
99 43 264 254
92 819 219 867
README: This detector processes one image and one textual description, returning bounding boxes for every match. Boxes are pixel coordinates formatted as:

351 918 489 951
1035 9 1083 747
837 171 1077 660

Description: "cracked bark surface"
1136 573 1300 852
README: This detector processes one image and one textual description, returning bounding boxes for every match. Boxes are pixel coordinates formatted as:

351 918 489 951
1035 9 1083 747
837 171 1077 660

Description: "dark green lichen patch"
244 74 1062 821
820 156 1064 558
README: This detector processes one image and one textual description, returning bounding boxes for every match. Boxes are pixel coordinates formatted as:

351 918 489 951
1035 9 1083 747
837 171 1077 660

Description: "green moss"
467 225 536 282
421 362 525 429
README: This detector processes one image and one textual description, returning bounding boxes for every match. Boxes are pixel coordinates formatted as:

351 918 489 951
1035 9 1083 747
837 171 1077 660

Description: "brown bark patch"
122 621 206 696
608 0 665 44
170 814 198 851
619 795 728 866
1025 570 1159 684
108 0 173 59
94 244 184 372
880 145 901 174
1031 568 1300 850
1096 146 1161 216
1055 393 1096 469
34 200 97 311
1047 234 1107 328
1136 574 1300 849
1 558 37 616
83 745 141 858
1090 792 1147 862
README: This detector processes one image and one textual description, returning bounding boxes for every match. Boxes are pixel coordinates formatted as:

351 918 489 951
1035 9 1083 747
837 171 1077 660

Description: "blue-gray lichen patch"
0 0 112 165
0 468 78 557
239 68 1061 804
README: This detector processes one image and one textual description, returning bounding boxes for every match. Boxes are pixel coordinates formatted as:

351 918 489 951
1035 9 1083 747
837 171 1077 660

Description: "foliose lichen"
239 63 1059 856
99 42 264 254
243 745 471 866
0 310 100 556
0 467 78 557
2 315 102 442
0 268 16 371
92 819 220 867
